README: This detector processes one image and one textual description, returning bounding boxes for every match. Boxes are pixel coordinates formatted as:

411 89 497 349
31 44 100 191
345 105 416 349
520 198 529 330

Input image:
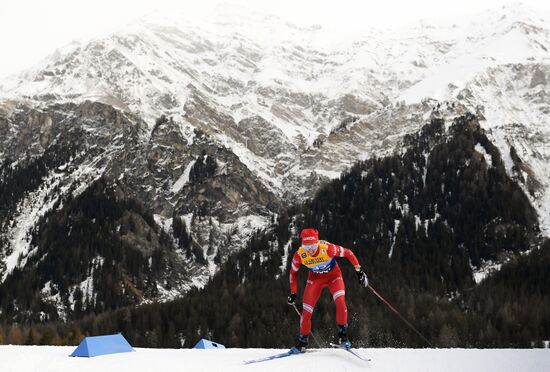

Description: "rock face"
0 101 277 320
0 3 550 319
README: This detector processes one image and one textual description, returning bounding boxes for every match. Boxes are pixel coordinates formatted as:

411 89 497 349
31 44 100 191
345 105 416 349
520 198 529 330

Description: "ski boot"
293 334 309 353
337 324 351 350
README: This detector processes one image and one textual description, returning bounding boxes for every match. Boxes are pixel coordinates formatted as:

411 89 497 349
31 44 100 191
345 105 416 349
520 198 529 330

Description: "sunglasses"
303 243 319 251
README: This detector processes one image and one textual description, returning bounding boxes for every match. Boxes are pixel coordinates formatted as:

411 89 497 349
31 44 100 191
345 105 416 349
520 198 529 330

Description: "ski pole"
367 284 433 348
291 304 323 348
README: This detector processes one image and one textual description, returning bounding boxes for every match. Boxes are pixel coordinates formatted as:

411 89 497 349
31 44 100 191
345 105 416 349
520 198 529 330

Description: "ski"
243 347 310 364
244 346 369 365
329 343 371 362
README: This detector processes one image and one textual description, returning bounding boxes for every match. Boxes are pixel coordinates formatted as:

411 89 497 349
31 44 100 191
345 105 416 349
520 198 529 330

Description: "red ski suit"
289 240 360 336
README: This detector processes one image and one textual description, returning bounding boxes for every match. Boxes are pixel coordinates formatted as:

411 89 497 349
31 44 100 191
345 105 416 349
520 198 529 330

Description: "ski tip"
329 343 371 362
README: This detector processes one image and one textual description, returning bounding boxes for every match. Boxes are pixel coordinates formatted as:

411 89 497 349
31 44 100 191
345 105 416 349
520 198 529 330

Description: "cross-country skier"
287 228 369 352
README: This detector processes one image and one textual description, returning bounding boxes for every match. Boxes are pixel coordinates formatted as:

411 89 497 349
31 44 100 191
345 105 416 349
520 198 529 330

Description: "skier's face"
303 243 318 255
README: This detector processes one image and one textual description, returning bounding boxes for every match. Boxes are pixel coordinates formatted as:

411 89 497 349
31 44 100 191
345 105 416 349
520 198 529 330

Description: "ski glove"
356 268 369 287
287 292 297 306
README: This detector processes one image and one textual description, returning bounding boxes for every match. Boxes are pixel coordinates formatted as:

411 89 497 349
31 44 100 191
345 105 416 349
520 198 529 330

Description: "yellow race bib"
298 242 336 274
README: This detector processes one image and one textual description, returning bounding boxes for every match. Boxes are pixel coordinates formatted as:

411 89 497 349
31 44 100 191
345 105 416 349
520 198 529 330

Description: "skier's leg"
328 271 351 348
328 273 347 326
300 278 323 337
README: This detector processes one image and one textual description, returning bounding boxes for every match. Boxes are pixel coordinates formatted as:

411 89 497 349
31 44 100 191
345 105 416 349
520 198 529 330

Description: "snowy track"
1 346 549 372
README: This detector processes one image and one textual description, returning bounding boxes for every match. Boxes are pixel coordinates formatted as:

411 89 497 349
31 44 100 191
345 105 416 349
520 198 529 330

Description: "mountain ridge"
1 4 548 210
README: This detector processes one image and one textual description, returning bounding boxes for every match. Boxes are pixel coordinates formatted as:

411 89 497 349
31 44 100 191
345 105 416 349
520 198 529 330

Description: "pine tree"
8 325 24 344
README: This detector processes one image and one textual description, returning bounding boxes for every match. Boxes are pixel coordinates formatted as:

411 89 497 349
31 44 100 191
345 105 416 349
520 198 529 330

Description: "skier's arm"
326 242 360 269
289 250 301 293
327 243 369 286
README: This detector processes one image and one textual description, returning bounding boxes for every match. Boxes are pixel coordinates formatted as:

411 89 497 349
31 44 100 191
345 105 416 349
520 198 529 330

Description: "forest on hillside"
0 115 548 348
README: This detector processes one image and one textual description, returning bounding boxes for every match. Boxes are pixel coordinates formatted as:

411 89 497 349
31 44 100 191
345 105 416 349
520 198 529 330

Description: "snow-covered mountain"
0 2 549 317
1 3 549 209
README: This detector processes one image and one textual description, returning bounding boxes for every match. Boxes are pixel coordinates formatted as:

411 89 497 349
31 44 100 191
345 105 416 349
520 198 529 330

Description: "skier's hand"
287 292 297 306
356 268 369 287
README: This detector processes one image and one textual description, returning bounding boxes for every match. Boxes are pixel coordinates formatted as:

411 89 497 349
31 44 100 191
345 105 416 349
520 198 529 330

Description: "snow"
2 170 66 281
170 159 196 194
1 148 110 283
40 282 68 321
153 215 173 234
154 285 182 303
389 219 400 259
278 238 293 278
152 212 271 295
422 152 429 185
181 213 193 232
38 256 103 320
1 2 550 260
217 133 282 193
472 263 502 284
484 121 550 236
487 130 514 174
540 192 550 236
314 168 343 179
1 3 549 222
398 4 550 104
74 275 95 305
471 257 512 284
474 143 493 167
1 346 549 372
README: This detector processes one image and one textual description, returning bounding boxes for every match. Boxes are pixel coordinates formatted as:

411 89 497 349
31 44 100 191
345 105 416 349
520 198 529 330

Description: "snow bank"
1 346 549 372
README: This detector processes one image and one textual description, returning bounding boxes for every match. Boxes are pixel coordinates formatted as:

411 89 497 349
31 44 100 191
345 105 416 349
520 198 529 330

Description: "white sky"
1 0 549 79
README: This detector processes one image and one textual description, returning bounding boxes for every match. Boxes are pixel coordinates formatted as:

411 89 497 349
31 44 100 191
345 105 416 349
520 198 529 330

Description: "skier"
287 228 369 352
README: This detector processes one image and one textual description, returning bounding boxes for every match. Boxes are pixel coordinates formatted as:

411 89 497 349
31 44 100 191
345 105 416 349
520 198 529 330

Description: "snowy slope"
398 4 550 103
1 345 549 372
1 3 549 209
460 64 550 235
393 4 550 233
1 4 549 202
